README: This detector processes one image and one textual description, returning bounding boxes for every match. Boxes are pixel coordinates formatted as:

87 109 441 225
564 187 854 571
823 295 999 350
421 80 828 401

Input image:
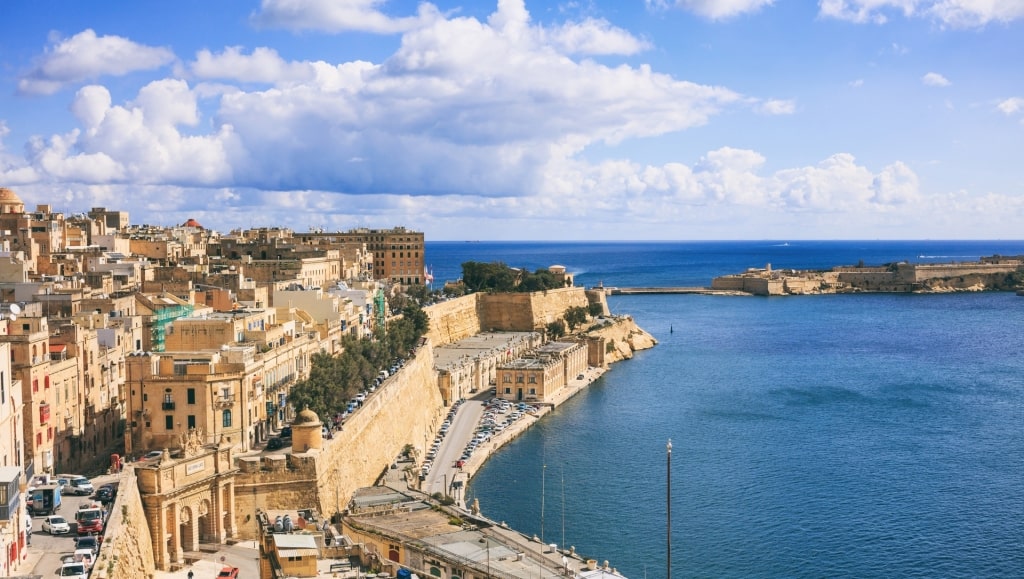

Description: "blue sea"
425 241 1024 579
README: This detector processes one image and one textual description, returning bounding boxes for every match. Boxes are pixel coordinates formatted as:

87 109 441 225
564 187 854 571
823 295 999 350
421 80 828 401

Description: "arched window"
222 409 232 427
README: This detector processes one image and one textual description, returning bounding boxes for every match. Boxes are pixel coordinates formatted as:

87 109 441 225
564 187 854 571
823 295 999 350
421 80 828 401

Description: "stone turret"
292 407 323 452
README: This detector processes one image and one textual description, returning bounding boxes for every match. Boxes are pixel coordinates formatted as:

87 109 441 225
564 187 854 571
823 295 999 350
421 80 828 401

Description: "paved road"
424 392 488 497
27 474 114 577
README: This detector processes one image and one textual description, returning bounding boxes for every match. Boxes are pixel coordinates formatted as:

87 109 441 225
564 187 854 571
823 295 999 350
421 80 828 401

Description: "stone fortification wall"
234 343 446 539
425 294 484 345
311 344 444 517
233 455 318 539
479 287 591 331
426 287 598 345
835 270 910 292
90 468 156 579
908 262 1019 282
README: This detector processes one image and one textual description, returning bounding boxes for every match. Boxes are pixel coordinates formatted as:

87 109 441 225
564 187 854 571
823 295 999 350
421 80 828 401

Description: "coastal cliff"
583 315 657 363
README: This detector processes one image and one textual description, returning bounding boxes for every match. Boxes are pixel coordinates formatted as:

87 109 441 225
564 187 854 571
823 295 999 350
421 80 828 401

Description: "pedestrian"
188 571 194 579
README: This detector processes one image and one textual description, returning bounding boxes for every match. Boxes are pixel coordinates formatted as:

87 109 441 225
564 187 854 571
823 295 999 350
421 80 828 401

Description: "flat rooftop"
433 332 538 371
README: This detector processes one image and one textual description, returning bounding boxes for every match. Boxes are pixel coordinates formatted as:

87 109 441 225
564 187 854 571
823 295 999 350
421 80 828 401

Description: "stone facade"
137 437 238 571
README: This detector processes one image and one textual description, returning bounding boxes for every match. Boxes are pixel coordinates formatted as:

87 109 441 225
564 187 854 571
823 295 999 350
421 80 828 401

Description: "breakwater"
603 287 744 295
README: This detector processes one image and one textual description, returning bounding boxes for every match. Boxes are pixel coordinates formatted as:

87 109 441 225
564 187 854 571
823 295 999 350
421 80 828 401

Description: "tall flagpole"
541 463 547 543
667 439 672 579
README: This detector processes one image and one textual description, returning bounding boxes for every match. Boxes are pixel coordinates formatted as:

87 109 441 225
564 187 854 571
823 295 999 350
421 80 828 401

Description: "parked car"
43 515 71 535
74 535 99 555
217 566 240 578
141 450 163 462
266 437 285 450
93 486 115 505
73 548 95 570
68 477 93 496
279 426 292 439
58 562 88 579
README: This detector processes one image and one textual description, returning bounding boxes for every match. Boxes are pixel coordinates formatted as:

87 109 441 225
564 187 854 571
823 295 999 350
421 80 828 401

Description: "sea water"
426 241 1024 579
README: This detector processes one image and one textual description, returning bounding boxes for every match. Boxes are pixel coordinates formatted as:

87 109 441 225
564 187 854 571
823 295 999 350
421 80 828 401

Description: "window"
222 409 232 427
187 415 196 429
504 387 511 394
516 375 524 383
165 416 174 430
502 375 512 383
528 376 537 384
187 388 196 404
529 388 537 395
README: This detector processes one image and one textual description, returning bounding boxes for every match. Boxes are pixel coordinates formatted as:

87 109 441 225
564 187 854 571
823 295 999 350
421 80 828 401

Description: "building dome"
294 407 321 425
0 187 25 214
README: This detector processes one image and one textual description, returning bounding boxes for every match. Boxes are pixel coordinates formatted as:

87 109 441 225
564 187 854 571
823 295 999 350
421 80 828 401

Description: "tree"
588 302 604 317
546 320 566 338
564 306 588 330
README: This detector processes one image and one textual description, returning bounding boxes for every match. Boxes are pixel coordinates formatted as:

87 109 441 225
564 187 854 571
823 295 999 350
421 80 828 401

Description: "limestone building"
495 340 587 403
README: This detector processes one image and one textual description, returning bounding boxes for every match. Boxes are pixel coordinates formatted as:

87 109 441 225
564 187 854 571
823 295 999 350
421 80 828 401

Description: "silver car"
43 515 70 535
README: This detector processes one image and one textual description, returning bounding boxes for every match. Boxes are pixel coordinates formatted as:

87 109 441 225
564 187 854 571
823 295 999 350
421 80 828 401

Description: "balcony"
162 401 176 411
215 396 235 409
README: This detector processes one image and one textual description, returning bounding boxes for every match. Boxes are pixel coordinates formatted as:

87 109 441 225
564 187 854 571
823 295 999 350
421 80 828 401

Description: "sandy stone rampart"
91 468 157 579
425 287 598 346
233 342 445 538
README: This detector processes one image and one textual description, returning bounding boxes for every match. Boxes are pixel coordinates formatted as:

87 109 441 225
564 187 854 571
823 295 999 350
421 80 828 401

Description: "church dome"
0 187 25 214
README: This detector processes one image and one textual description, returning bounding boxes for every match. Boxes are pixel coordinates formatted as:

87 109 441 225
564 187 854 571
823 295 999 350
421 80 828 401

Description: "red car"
217 566 239 578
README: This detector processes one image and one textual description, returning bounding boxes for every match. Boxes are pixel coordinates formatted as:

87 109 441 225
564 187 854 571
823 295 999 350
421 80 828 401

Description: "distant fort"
597 255 1024 297
708 255 1024 296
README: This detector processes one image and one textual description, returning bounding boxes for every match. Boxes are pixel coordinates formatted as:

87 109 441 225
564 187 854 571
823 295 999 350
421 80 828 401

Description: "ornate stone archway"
139 436 238 570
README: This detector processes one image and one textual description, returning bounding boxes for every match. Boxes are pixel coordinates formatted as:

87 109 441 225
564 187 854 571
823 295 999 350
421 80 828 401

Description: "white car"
43 515 70 535
59 562 88 579
68 477 93 496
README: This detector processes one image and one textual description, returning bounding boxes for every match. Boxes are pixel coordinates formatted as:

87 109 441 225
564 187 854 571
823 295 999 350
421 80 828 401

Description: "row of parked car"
458 399 538 462
420 399 465 479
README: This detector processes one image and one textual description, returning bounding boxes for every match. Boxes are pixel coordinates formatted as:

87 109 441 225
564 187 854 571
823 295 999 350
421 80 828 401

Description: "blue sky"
1 0 1021 240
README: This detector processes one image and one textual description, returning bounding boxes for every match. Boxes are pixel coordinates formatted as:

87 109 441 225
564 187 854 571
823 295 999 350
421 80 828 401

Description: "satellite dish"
8 314 16 321
8 303 20 315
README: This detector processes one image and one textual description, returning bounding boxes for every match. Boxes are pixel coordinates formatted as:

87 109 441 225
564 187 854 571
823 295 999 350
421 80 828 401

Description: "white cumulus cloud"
649 0 775 20
819 0 1024 27
251 0 442 33
997 97 1024 115
757 99 796 115
11 0 732 200
17 29 175 95
190 47 319 84
921 72 951 86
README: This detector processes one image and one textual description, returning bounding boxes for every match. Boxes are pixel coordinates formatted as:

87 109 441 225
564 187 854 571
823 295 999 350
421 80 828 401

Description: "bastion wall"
232 343 445 539
233 286 619 539
93 468 157 579
426 287 603 345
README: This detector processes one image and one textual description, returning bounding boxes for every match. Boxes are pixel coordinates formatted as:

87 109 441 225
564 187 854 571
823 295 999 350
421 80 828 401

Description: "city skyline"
1 0 1022 240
